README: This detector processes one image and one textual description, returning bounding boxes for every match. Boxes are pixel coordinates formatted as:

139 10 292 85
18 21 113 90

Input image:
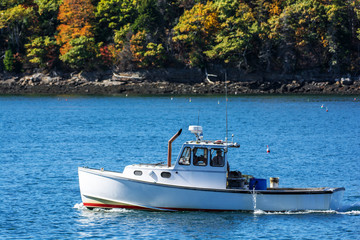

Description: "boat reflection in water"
78 126 344 211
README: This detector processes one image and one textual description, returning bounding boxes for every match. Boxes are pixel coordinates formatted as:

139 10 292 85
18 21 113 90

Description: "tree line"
1 0 360 75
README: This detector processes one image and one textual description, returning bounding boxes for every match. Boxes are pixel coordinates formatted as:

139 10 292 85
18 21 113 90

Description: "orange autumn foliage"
56 0 95 56
269 0 284 16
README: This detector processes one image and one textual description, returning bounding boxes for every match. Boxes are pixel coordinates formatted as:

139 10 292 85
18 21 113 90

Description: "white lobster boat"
78 126 344 212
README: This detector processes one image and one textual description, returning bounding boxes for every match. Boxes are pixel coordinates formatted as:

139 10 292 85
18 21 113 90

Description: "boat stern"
329 187 345 211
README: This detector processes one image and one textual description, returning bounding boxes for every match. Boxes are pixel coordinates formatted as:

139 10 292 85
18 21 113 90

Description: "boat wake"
73 202 86 210
73 202 360 215
338 202 360 215
254 209 337 215
253 203 360 216
73 203 133 213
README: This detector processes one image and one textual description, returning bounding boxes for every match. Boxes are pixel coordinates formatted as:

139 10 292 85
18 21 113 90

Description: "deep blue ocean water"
1 95 359 239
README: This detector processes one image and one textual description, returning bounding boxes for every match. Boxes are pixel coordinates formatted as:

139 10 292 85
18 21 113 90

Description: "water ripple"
1 96 359 239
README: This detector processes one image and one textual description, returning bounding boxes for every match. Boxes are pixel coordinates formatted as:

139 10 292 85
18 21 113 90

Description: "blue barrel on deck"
249 178 267 190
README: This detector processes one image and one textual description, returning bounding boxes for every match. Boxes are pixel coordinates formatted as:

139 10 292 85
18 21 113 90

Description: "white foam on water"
73 202 86 210
88 208 133 213
253 209 360 215
337 210 360 215
252 201 360 215
103 208 133 213
253 210 337 215
253 209 266 215
337 202 360 215
73 202 133 213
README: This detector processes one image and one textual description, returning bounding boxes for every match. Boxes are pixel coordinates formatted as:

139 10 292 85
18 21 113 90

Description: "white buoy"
266 145 270 153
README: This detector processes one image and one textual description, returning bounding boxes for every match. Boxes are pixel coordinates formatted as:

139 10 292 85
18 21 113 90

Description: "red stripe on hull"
83 203 149 210
83 202 234 212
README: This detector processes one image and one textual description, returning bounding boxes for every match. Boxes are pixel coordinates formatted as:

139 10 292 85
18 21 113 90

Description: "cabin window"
210 149 225 167
161 172 171 178
179 147 191 165
193 148 208 166
134 170 143 176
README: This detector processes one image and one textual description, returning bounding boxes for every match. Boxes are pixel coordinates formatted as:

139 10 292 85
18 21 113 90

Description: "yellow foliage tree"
130 30 166 68
173 2 220 67
0 4 36 51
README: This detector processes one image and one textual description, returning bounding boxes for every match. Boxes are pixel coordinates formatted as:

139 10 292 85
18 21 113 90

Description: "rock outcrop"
1 69 360 95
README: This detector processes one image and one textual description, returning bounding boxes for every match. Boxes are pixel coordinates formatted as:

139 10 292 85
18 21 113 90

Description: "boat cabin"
122 126 242 190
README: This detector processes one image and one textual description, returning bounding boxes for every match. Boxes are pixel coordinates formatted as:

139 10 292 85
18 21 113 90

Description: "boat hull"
78 167 344 211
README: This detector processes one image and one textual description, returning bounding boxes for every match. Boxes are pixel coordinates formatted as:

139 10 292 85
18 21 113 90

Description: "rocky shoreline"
1 69 360 95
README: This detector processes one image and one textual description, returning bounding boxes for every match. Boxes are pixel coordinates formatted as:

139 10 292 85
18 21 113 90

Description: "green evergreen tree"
95 0 136 43
3 49 14 72
132 0 163 35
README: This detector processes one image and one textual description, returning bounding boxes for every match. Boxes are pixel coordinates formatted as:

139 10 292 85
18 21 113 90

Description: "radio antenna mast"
197 109 200 126
225 70 228 142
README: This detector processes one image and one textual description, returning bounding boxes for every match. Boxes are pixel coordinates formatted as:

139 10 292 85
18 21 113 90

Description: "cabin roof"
184 140 240 148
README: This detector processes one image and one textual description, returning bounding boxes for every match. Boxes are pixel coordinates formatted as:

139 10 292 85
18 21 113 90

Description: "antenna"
204 68 228 142
225 70 228 142
197 109 200 125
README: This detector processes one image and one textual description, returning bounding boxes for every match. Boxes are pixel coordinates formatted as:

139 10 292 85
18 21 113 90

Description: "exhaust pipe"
168 129 182 167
